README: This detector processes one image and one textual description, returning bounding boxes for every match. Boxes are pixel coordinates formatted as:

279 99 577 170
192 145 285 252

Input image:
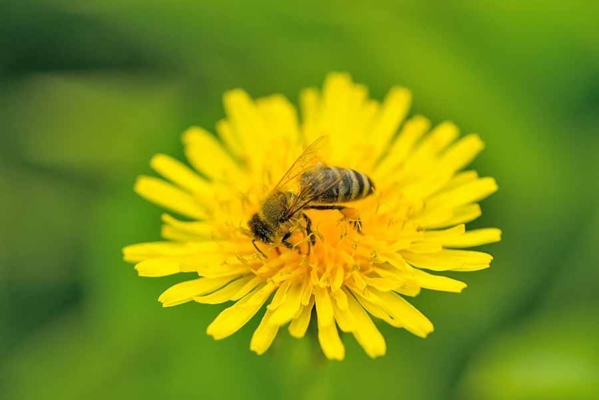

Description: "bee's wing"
281 167 348 220
271 136 326 193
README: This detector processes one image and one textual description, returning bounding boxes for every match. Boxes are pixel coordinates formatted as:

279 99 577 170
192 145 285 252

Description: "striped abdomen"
300 167 375 203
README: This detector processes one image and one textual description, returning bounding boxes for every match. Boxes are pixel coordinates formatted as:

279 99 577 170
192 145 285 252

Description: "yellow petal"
426 177 498 210
300 277 313 306
161 214 214 237
318 322 345 361
288 296 314 338
417 121 460 157
368 87 411 166
362 276 404 292
161 225 201 242
256 95 299 143
134 176 206 219
349 98 378 163
318 326 345 362
123 242 234 269
345 85 372 149
410 206 455 228
255 95 304 181
376 252 409 271
223 89 267 172
331 295 355 333
207 283 276 340
269 283 304 326
375 114 430 179
150 153 211 196
266 281 291 311
314 287 334 325
182 126 241 181
250 310 280 355
367 289 434 337
230 275 265 301
332 265 345 290
405 241 444 254
215 119 243 160
194 275 255 304
395 279 421 297
125 242 244 278
441 170 479 192
436 134 485 174
185 259 250 278
159 276 235 307
345 289 386 358
123 241 188 262
401 121 459 176
409 268 467 293
321 73 361 160
135 258 180 277
402 249 493 271
299 87 321 143
443 228 502 248
401 169 454 200
422 225 466 241
330 287 348 309
315 287 345 360
406 226 466 253
350 272 367 292
349 289 395 326
368 267 421 296
422 204 482 229
125 240 238 259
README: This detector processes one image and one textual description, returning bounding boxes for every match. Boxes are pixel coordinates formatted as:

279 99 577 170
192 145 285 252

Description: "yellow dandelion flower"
123 73 500 360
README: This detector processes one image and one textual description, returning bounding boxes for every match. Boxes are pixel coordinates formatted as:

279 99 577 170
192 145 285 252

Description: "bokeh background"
2 1 598 399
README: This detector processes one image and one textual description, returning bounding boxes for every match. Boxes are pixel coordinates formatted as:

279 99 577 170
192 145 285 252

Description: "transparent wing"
271 136 326 194
281 167 348 221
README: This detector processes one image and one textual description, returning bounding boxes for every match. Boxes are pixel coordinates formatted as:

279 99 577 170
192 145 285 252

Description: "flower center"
245 206 375 288
304 208 358 247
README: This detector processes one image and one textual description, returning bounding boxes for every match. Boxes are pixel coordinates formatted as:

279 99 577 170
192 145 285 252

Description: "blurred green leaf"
7 73 184 180
457 306 599 400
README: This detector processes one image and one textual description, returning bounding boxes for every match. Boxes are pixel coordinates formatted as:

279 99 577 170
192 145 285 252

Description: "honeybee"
248 137 375 255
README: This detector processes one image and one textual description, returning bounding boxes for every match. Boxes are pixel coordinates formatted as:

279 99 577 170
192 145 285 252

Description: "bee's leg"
304 205 362 232
305 205 345 211
301 213 315 246
281 232 294 250
343 208 363 233
352 218 363 233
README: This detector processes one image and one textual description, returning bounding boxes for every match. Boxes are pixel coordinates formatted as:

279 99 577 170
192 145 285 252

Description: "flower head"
123 73 500 360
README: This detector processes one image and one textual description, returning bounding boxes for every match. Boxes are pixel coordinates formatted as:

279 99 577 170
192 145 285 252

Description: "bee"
248 137 375 255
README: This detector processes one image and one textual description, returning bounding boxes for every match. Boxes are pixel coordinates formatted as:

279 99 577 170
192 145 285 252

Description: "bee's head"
248 213 274 244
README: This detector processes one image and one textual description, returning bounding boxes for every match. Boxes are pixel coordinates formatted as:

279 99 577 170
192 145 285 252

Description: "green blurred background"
2 1 598 399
